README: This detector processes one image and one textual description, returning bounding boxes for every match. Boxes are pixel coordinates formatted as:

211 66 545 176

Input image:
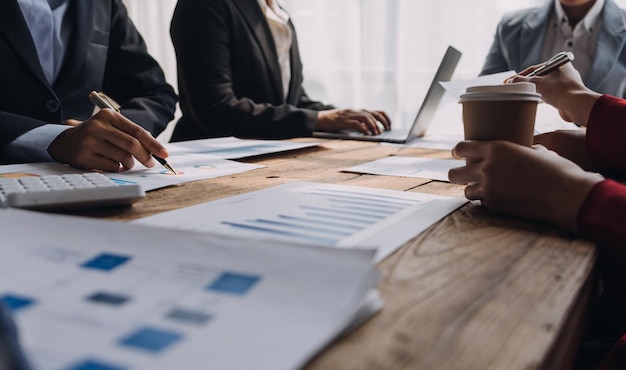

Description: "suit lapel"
286 19 300 102
1 0 50 86
587 0 626 89
53 0 95 88
233 0 284 101
519 1 552 71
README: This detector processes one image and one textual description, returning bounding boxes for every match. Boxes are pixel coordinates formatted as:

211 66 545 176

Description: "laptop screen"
406 45 462 141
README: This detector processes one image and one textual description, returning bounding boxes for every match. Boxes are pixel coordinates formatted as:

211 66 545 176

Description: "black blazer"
170 0 333 141
0 0 177 159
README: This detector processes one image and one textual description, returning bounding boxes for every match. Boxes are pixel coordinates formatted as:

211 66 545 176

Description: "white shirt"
17 0 71 84
542 0 605 80
258 0 293 99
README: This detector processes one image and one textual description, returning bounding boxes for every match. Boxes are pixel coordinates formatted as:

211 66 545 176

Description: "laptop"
313 45 462 143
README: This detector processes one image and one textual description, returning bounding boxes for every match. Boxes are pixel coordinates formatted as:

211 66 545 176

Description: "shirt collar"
257 0 281 12
554 0 605 34
257 0 289 23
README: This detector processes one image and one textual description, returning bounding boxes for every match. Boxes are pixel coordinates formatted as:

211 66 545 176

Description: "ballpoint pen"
526 51 575 77
88 91 177 174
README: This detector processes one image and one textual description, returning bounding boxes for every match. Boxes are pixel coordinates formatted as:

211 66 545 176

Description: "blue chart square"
207 272 260 295
82 253 131 272
119 327 183 353
2 294 36 312
64 359 127 370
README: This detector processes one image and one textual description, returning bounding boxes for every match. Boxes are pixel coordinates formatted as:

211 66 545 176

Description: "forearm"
559 90 602 127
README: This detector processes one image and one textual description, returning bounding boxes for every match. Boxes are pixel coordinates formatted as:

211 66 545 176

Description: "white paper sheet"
0 208 378 370
0 154 262 191
344 156 465 182
166 137 319 159
134 181 467 262
439 71 516 100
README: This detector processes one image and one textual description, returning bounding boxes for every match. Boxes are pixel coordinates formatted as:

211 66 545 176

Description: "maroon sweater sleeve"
577 97 626 370
578 94 626 308
579 95 626 252
578 179 626 307
586 95 626 174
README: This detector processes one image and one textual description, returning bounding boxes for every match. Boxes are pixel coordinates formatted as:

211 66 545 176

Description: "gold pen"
88 91 176 174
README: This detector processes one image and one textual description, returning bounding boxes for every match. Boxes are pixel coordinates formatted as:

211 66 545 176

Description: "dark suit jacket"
170 0 333 142
0 0 177 160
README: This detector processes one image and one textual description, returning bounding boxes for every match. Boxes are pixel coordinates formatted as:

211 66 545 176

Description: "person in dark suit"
0 0 177 172
169 0 391 142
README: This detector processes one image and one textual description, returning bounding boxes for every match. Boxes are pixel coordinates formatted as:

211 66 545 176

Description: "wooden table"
75 138 597 370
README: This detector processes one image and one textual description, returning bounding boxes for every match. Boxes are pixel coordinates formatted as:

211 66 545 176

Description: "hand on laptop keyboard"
316 108 391 135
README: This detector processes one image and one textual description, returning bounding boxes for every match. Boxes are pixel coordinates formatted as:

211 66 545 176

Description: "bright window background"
124 0 626 135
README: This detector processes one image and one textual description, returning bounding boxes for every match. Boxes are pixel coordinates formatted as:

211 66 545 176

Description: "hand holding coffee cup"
459 82 542 163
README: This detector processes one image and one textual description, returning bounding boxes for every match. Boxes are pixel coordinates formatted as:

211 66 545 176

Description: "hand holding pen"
47 93 173 173
506 51 575 84
89 91 176 174
526 51 575 77
506 52 602 126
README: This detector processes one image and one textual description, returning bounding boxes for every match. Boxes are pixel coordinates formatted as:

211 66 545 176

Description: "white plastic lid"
459 82 542 102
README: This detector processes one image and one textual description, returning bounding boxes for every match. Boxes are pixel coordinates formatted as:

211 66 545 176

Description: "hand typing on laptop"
316 109 391 136
313 46 462 144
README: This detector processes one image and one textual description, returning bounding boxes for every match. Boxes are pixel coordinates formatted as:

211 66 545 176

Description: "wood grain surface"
70 138 597 370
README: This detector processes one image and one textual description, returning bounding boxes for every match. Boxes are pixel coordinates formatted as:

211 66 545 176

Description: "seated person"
449 62 626 370
0 0 177 172
480 0 626 98
169 0 391 142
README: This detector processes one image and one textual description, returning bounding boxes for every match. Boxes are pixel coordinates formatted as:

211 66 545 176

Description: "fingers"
100 110 168 157
505 64 542 84
365 110 392 131
65 119 83 127
316 108 391 135
463 182 484 201
356 111 381 135
49 110 168 172
450 140 487 161
447 160 484 201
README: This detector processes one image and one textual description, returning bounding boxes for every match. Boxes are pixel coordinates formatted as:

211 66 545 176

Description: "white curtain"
124 0 626 132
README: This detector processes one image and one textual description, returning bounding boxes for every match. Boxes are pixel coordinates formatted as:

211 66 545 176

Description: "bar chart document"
135 181 468 261
0 208 378 370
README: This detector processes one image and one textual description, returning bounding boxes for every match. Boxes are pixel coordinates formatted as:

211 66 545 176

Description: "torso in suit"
480 0 626 98
170 0 333 142
0 0 177 159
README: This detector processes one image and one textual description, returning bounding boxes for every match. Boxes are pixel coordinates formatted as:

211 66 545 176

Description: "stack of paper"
0 208 379 370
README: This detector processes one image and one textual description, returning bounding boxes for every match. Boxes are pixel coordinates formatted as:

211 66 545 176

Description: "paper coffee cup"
460 82 542 152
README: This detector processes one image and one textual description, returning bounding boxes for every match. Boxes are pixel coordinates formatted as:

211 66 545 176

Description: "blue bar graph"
218 186 426 246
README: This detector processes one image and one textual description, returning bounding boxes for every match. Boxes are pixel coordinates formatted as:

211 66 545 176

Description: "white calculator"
0 173 145 210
